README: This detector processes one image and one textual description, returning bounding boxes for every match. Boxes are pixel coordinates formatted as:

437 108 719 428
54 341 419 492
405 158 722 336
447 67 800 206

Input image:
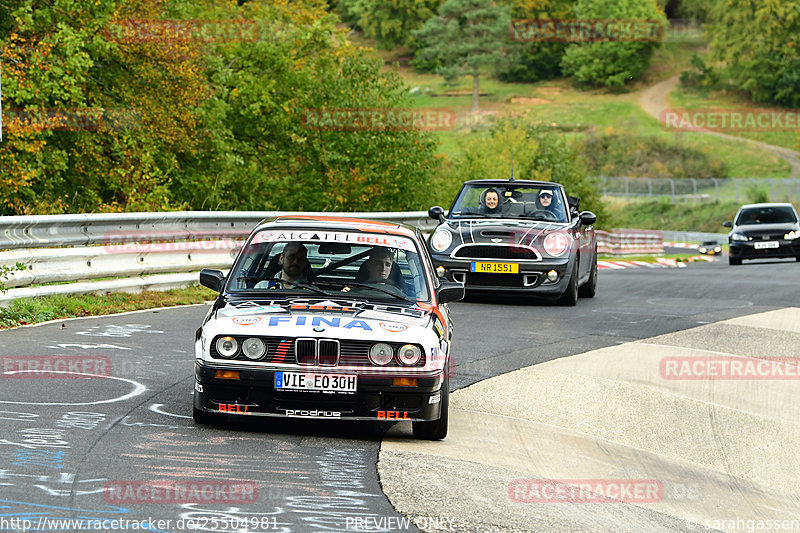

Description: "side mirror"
579 211 597 226
428 206 446 222
436 281 464 304
200 269 225 292
722 221 732 228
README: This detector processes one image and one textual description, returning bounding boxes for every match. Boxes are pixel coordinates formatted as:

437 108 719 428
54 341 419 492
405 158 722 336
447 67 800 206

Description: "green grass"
0 284 217 329
379 36 792 179
604 197 746 233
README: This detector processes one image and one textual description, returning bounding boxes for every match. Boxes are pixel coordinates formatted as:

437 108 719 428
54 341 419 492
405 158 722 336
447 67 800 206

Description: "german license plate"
754 241 779 249
470 262 519 274
275 372 357 392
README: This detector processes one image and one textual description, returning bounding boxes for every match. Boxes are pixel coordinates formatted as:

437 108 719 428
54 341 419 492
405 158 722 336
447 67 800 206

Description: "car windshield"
735 206 798 225
449 183 568 222
227 230 429 301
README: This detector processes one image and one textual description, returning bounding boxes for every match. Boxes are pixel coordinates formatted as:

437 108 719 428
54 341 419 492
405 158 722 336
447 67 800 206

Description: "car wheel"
412 375 449 440
193 405 226 425
578 257 597 298
729 257 742 266
557 262 579 306
796 255 800 262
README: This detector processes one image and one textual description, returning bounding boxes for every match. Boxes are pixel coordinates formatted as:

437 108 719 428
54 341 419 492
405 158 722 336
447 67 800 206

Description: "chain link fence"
599 177 800 204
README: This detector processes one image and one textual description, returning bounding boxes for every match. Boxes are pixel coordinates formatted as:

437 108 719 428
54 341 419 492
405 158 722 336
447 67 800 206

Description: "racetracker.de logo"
660 108 800 132
105 19 264 43
3 108 141 133
104 480 258 504
509 19 665 43
301 108 457 132
509 479 663 503
102 230 244 254
1 356 112 379
660 356 800 380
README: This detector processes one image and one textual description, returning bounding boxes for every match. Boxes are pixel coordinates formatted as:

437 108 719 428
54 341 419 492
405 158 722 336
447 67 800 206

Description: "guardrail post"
668 179 675 203
624 176 629 196
648 178 653 199
711 178 718 202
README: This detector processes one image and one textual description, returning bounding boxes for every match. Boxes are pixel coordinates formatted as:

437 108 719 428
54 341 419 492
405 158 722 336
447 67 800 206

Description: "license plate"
470 262 519 274
754 241 779 249
275 372 357 392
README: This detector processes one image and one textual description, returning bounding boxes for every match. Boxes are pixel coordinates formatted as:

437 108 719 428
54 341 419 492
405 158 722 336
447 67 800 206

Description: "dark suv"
724 203 800 265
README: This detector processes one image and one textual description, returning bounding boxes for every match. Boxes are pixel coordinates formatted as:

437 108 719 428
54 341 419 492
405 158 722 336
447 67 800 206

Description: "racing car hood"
205 298 437 344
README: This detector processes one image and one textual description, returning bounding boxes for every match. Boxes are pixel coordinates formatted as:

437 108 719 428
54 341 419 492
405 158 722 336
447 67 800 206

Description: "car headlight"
369 343 394 366
784 230 800 240
731 233 748 242
543 232 570 257
397 344 421 366
714 246 722 253
242 337 266 360
698 247 707 253
430 229 453 252
215 336 238 358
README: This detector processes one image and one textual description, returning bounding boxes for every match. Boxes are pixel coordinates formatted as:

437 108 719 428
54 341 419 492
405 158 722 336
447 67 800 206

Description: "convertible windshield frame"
446 182 570 223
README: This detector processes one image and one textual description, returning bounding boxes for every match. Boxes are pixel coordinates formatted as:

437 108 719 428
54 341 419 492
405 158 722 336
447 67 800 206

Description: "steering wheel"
528 209 559 221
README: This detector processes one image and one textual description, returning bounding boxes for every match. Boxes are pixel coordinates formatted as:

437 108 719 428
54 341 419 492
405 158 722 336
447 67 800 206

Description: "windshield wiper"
249 277 331 296
316 280 412 301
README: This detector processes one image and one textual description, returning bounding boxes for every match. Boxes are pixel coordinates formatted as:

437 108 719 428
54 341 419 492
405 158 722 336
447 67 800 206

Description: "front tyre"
557 262 579 306
578 257 597 298
413 375 449 440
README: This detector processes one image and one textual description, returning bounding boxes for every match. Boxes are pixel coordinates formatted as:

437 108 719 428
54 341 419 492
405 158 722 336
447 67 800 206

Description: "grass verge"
0 284 216 329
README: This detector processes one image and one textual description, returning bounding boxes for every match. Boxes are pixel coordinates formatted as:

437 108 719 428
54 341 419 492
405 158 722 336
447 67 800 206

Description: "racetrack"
0 257 798 533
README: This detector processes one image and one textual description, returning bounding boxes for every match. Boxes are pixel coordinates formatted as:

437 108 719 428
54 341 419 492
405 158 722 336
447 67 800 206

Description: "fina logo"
233 317 261 326
379 322 408 333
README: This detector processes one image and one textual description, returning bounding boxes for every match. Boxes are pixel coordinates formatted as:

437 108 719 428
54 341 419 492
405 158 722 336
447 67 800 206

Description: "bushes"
560 0 667 90
580 128 728 178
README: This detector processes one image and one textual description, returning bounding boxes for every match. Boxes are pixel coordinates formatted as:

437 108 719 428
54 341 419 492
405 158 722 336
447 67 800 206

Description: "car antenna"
509 150 515 182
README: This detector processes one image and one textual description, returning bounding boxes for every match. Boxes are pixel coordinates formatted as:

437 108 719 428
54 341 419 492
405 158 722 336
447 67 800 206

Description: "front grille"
453 244 540 261
296 339 317 365
467 272 528 287
210 335 423 367
318 340 340 366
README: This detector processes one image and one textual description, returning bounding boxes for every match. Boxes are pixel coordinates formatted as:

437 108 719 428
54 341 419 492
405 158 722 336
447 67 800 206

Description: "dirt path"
639 75 800 178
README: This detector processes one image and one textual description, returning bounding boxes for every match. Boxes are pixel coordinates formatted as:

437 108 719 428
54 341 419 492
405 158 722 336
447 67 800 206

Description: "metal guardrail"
0 211 693 306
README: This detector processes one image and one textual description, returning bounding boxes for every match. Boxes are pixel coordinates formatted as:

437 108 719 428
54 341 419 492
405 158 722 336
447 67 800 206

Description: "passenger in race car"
255 242 311 289
479 188 504 215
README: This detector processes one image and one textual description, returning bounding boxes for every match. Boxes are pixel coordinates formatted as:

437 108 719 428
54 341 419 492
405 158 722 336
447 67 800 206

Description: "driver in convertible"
530 189 566 222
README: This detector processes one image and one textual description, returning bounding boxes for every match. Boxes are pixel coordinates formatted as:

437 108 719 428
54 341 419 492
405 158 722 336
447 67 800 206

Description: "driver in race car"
364 247 394 281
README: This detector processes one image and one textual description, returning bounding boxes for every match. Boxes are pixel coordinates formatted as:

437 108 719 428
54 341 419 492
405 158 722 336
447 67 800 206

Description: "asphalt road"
0 257 797 533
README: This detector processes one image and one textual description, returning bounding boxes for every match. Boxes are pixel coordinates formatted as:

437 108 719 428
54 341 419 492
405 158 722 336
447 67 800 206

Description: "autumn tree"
413 0 510 111
360 0 443 49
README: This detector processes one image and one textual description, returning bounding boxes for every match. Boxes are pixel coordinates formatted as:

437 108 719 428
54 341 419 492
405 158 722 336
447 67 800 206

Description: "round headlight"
242 337 266 360
431 229 453 252
369 343 394 366
397 344 421 366
543 232 570 257
215 336 238 358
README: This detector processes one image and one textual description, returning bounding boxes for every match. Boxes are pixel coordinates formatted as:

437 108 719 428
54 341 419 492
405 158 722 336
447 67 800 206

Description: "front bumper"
729 239 800 260
194 360 445 422
431 254 572 295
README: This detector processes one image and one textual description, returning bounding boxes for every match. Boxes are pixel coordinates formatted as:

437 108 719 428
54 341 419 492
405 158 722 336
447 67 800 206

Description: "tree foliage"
412 0 510 110
0 0 440 213
707 0 800 107
360 0 443 49
559 0 667 90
